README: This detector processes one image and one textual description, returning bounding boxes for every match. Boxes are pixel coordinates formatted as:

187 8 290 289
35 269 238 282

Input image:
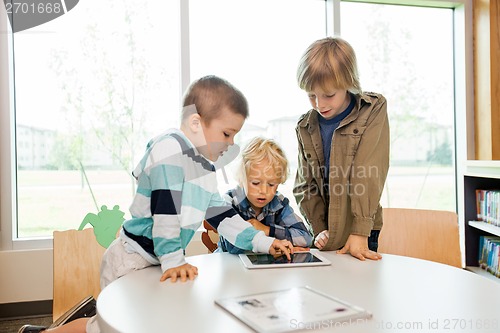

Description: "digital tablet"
239 250 331 269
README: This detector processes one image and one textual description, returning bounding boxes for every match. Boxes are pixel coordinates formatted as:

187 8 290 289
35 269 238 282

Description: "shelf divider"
468 221 500 237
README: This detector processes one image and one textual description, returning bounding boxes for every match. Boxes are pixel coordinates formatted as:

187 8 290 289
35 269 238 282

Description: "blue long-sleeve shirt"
121 129 274 272
217 186 313 254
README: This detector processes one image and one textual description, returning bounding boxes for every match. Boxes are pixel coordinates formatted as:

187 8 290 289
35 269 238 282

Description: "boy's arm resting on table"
349 96 389 237
147 170 188 271
152 214 202 282
153 219 204 282
339 96 388 261
147 150 199 279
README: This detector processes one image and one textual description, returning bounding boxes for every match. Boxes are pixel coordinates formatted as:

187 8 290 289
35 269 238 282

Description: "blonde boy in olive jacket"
293 37 389 261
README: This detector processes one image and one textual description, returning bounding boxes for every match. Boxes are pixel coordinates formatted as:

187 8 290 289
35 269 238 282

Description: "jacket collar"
298 93 371 133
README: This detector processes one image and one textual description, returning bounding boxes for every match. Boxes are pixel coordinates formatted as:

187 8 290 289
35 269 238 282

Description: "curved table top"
96 251 500 332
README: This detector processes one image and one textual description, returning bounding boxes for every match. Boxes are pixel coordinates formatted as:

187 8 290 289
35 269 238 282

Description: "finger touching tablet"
239 250 331 269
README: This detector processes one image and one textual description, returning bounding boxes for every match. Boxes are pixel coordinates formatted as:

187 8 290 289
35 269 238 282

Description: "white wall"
0 249 53 303
0 234 206 304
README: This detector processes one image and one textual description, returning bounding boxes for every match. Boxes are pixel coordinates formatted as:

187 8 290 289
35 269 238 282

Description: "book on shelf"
478 235 500 278
475 189 500 226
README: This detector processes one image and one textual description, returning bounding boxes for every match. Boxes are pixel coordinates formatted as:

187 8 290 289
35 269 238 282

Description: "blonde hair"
297 37 361 94
181 75 249 125
236 137 289 186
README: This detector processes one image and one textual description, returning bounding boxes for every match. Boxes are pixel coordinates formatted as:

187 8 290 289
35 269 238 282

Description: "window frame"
0 0 473 252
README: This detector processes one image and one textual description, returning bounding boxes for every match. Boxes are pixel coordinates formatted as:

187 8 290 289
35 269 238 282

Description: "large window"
189 0 326 202
12 0 181 238
1 0 468 247
341 2 456 211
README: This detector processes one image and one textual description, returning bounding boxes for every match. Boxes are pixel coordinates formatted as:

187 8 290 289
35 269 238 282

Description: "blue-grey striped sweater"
121 129 274 272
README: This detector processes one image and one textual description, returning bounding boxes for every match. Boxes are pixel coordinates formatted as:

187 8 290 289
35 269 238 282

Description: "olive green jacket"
293 92 389 251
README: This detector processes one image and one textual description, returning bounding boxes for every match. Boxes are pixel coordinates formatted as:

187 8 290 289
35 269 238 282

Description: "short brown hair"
236 137 289 185
297 37 361 94
181 75 249 125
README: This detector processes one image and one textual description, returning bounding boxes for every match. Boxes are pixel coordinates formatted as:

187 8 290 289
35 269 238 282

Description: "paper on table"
215 286 372 333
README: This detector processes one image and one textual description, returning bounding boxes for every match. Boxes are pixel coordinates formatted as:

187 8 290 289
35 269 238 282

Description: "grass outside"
17 170 135 237
15 166 456 238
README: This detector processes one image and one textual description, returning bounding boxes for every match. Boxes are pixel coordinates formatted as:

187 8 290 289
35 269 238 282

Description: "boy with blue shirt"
218 137 313 254
294 37 389 260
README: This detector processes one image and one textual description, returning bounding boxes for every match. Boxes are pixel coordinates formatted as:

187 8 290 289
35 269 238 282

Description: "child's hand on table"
337 234 382 261
314 230 329 249
160 263 199 283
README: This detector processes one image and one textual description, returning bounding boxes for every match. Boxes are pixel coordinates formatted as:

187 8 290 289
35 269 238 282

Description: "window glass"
341 2 456 211
190 0 326 204
9 0 459 240
13 0 180 237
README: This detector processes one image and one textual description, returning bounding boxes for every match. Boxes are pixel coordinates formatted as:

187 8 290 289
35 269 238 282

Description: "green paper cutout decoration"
78 205 125 248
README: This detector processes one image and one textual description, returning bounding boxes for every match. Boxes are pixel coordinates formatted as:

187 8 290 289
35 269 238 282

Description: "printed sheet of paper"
215 286 372 333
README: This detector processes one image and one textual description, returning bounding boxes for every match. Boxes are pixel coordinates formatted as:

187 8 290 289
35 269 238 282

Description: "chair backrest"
201 220 219 253
378 208 462 268
52 228 106 321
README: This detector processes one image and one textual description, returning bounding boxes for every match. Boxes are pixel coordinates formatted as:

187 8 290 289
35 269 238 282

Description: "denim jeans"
368 229 380 252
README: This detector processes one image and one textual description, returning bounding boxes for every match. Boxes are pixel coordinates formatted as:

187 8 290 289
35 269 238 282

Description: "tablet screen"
239 250 331 269
247 252 323 265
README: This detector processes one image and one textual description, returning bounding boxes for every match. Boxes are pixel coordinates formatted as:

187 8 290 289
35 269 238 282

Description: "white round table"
96 251 500 332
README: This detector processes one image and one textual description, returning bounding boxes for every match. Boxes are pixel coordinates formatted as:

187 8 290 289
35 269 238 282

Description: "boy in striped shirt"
19 76 293 333
111 76 294 285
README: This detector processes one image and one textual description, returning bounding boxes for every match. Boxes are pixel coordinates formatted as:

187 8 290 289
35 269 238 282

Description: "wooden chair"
201 220 219 253
378 208 462 268
52 228 106 321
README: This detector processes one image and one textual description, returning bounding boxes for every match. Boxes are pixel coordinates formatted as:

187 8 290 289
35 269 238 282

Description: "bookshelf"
463 160 500 282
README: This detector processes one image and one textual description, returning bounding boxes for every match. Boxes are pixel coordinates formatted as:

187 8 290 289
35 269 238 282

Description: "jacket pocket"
338 124 367 156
